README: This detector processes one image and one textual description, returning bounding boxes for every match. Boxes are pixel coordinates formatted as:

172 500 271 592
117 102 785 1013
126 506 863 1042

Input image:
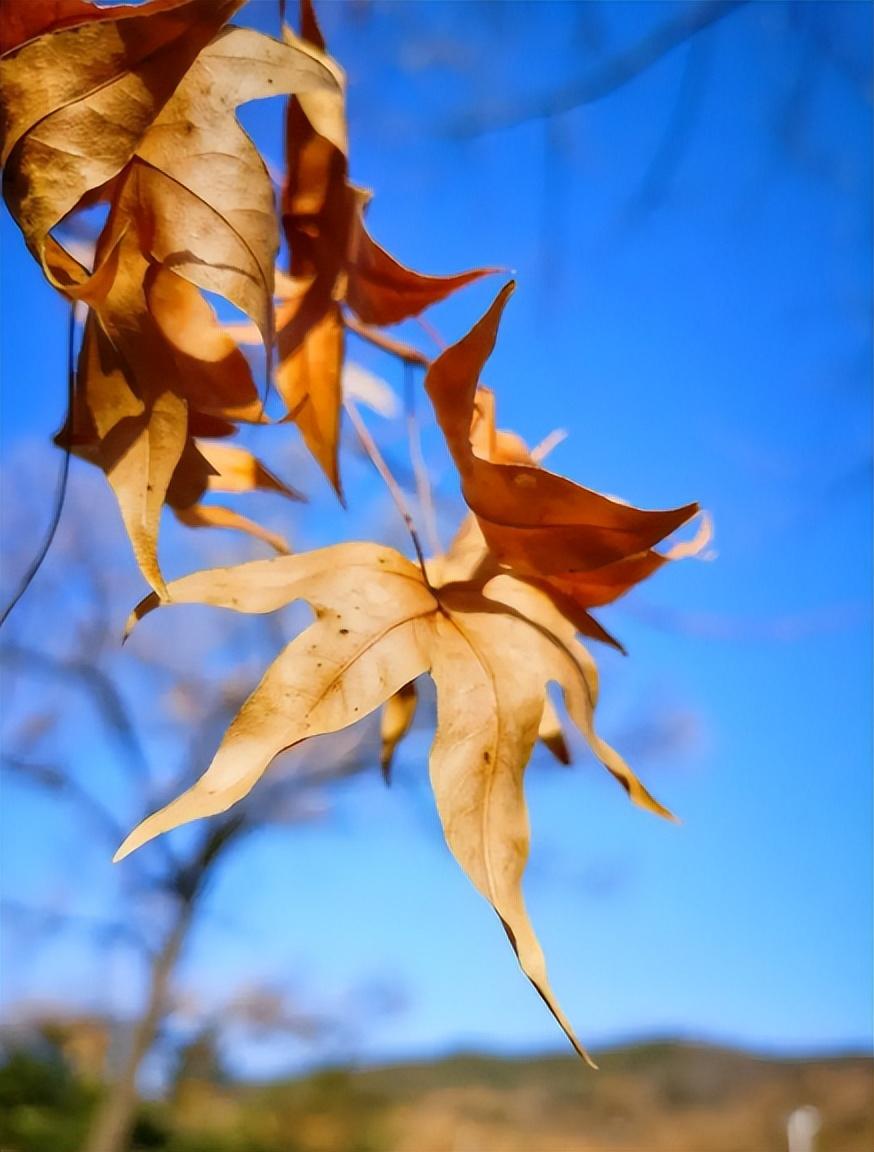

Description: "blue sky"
0 0 871 1073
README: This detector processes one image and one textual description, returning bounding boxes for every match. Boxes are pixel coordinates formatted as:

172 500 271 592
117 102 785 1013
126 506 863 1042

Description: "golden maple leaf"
115 541 674 1063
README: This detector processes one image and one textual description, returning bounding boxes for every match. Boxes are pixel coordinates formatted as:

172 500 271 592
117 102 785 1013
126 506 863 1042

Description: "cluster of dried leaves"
1 0 707 1063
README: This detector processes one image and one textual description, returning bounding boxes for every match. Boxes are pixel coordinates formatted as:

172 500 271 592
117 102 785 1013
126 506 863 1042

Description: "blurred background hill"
1 1026 872 1152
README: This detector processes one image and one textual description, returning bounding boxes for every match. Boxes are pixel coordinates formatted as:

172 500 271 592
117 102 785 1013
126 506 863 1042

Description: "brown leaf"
0 0 194 56
275 0 494 492
435 514 625 653
425 282 703 626
276 291 345 495
195 441 303 503
135 24 337 346
1 0 244 290
380 681 418 784
1 4 335 328
146 269 264 425
538 696 571 766
3 2 340 589
68 288 299 579
67 248 254 592
117 543 674 1063
345 204 498 327
166 438 300 554
174 504 290 555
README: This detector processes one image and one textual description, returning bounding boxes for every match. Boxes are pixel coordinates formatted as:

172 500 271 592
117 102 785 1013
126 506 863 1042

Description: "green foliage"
0 1047 99 1152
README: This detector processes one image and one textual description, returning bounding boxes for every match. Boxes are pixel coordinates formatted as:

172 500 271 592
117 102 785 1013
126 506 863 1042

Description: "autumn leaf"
116 542 673 1062
344 202 499 328
380 669 571 783
166 439 303 555
1 0 336 330
63 267 265 592
276 0 495 494
380 681 418 784
0 0 133 56
1 0 245 293
2 1 340 592
58 286 301 575
425 282 706 629
537 695 572 765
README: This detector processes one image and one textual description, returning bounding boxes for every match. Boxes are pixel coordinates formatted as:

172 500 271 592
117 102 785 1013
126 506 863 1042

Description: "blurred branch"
82 898 194 1152
172 814 248 904
2 897 148 953
3 754 130 850
0 643 151 780
448 0 747 136
621 35 710 224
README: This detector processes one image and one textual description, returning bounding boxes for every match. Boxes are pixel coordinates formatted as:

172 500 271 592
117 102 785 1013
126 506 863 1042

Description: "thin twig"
0 303 76 629
344 313 431 367
416 315 448 352
404 362 440 556
343 397 431 584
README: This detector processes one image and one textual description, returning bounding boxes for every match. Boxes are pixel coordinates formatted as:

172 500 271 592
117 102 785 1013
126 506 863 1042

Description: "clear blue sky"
1 0 871 1073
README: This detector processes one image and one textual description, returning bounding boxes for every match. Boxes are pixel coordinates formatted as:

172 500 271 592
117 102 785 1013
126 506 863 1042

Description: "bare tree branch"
0 643 151 780
3 754 130 850
447 0 748 137
1 897 149 953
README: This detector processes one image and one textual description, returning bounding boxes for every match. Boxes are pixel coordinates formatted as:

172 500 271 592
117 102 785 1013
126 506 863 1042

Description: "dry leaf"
0 0 122 55
116 542 673 1062
538 695 571 766
345 203 499 327
60 305 300 575
174 504 290 555
275 0 495 493
380 681 418 784
276 289 345 494
166 438 302 554
1 0 245 292
1 2 335 327
63 270 270 592
425 282 705 627
3 1 338 590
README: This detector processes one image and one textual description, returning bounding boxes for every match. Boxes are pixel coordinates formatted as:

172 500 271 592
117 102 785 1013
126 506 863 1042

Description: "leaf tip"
123 591 161 642
112 837 134 864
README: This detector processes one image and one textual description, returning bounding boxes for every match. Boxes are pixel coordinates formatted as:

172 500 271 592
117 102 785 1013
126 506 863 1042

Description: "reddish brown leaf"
425 283 703 625
276 0 494 492
346 205 497 327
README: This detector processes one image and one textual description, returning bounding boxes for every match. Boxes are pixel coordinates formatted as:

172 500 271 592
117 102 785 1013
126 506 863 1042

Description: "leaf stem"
404 362 440 556
343 313 430 367
0 303 76 629
344 397 432 586
416 314 449 352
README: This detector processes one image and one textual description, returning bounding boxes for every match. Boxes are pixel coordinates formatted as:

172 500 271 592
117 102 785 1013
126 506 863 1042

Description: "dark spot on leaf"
483 751 491 763
339 628 349 635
